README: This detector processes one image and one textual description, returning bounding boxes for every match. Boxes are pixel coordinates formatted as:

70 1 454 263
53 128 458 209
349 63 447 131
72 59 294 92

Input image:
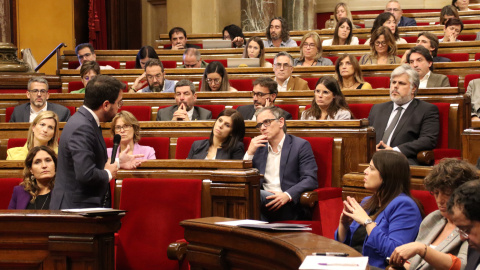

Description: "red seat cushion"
325 56 338 65
229 79 254 91
119 106 152 121
364 76 390 89
446 75 458 87
410 190 437 216
302 77 318 90
0 178 23 209
276 104 299 120
68 81 84 93
195 105 225 119
437 53 469 62
403 36 418 43
116 178 203 269
104 137 169 159
301 137 333 188
176 137 209 159
7 138 27 149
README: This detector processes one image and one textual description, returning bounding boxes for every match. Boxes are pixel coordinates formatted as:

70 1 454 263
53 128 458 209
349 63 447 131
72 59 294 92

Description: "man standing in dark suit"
156 79 212 121
10 77 71 123
236 77 292 121
407 46 450 88
244 106 318 221
368 65 439 165
50 75 142 210
386 0 417 27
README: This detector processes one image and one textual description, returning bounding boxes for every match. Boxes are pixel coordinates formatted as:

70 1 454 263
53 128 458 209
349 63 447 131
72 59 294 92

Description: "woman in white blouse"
323 18 359 46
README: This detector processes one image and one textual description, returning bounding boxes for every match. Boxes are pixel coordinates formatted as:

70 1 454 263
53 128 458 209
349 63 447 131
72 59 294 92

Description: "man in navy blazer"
9 77 71 123
244 106 318 221
368 65 439 165
50 75 142 210
386 0 417 27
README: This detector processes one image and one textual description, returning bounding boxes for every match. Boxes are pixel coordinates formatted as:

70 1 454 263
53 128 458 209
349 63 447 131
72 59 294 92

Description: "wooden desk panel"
462 129 480 165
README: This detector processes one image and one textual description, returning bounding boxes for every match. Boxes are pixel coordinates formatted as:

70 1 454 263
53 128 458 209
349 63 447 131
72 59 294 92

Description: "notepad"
62 208 126 217
237 222 312 231
299 255 368 270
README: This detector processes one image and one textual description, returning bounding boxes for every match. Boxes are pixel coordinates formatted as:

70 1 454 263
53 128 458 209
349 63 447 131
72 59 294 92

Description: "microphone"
111 134 121 164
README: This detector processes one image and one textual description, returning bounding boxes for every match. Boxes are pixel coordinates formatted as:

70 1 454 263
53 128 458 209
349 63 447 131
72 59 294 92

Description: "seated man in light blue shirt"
263 17 298 48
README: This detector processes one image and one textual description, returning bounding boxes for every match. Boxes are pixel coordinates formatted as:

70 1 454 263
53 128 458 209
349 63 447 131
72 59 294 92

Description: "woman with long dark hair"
323 18 359 46
200 61 237 91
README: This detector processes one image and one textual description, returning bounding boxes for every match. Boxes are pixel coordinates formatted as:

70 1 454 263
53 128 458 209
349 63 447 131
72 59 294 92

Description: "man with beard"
133 59 176 93
50 75 143 209
156 79 212 121
263 17 297 48
236 77 292 121
368 64 439 165
10 76 71 122
407 46 450 88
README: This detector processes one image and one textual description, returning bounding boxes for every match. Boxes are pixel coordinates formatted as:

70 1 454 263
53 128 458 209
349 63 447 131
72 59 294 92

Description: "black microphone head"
113 134 121 145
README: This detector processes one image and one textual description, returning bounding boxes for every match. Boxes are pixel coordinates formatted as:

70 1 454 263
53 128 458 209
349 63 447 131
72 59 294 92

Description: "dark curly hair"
448 180 480 221
266 17 290 42
424 158 479 193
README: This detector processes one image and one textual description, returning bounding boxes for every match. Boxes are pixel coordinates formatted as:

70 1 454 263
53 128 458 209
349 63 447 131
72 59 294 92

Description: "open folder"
299 255 368 270
237 223 312 231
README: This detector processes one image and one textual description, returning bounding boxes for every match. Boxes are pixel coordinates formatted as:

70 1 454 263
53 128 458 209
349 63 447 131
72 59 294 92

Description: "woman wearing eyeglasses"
7 111 59 160
294 32 333 67
359 26 401 65
364 12 407 45
187 109 245 160
389 159 477 270
107 111 156 160
71 61 100 94
200 61 237 92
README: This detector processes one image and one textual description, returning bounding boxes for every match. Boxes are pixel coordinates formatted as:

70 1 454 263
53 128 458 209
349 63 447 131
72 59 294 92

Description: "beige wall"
17 0 75 75
142 0 168 47
315 0 451 13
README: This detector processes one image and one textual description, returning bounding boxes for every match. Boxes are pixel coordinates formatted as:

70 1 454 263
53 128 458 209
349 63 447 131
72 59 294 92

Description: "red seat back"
364 76 390 89
475 53 480 61
116 178 203 270
119 106 152 121
416 22 430 26
204 59 228 67
68 81 85 92
464 74 480 93
358 38 366 44
301 137 334 188
0 178 23 209
325 56 338 65
437 53 469 62
68 61 120 70
446 75 458 87
438 35 477 41
229 79 254 91
195 105 225 119
403 36 418 43
104 137 170 159
5 107 15 122
349 103 374 119
463 20 480 25
176 137 209 159
276 104 299 120
433 103 450 149
410 190 437 216
7 138 27 149
302 77 318 90
125 61 136 69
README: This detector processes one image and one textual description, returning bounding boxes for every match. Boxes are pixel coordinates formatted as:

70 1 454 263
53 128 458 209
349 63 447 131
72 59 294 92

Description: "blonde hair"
110 111 141 143
27 111 59 150
333 3 354 28
299 32 323 62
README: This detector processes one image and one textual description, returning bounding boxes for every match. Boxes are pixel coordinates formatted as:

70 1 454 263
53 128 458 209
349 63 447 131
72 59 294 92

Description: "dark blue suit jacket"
251 134 318 204
398 16 417 27
9 102 71 122
50 106 109 209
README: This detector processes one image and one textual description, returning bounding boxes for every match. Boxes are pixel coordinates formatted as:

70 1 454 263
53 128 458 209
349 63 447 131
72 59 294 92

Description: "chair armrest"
300 191 318 208
167 240 188 261
417 150 434 166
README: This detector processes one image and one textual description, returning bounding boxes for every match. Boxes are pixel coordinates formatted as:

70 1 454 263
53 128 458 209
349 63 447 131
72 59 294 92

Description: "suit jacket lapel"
279 135 292 183
192 106 199 120
377 102 393 140
23 103 31 122
79 107 107 160
390 99 418 143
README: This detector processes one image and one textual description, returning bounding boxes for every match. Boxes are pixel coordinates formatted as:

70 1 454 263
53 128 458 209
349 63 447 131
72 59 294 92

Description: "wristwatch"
363 218 374 226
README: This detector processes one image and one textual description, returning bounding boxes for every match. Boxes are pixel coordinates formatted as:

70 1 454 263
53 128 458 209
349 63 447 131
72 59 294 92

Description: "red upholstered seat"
463 20 480 25
0 178 23 209
68 61 120 70
276 104 299 120
349 103 374 119
432 103 460 164
175 136 250 159
302 77 318 90
266 58 274 64
437 53 469 62
104 137 169 159
464 74 480 93
358 38 366 44
446 75 459 87
119 106 152 121
403 36 418 43
438 34 476 41
125 60 177 69
204 59 227 67
229 79 254 91
411 190 437 216
325 56 338 65
364 76 390 89
116 178 203 270
416 22 430 26
475 53 480 61
194 105 225 119
7 138 27 149
68 81 129 92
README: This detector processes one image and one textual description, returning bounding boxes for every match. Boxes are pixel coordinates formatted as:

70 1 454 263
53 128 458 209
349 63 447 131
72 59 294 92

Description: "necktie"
381 107 403 145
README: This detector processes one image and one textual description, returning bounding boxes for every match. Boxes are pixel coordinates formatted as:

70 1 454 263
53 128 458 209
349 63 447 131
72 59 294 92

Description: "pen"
312 252 349 257
318 263 359 266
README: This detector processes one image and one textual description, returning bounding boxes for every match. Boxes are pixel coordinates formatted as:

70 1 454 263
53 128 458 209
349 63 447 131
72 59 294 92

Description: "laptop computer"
202 40 232 49
227 58 261 68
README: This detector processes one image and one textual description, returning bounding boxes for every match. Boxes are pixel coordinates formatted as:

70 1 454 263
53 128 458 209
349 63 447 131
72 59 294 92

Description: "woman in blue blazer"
188 109 245 160
335 150 423 269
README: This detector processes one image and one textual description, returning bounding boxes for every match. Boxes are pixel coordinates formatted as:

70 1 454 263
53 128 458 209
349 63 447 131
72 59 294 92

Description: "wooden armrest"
417 150 434 166
167 241 187 261
300 191 318 208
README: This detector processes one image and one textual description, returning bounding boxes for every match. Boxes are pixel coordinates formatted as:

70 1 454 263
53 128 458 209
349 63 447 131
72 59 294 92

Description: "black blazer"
398 16 417 27
368 99 439 165
10 102 71 122
236 105 292 120
187 139 244 160
50 106 109 209
156 105 212 121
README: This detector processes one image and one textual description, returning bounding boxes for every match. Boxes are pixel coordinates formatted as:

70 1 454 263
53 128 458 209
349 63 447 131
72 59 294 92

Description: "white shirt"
419 71 431 88
322 36 359 46
276 77 291 92
29 102 48 122
385 99 413 152
187 106 194 120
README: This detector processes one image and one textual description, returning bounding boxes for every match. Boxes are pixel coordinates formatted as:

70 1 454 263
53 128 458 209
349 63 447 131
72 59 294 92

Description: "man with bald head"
178 48 208 68
385 0 417 27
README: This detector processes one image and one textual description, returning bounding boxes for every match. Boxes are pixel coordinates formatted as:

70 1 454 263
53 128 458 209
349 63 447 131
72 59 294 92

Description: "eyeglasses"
456 227 470 239
114 124 132 132
251 91 270 98
78 53 92 60
28 89 48 95
255 118 277 129
303 43 316 48
146 74 163 81
274 63 292 69
385 8 400 12
206 78 221 85
375 41 387 47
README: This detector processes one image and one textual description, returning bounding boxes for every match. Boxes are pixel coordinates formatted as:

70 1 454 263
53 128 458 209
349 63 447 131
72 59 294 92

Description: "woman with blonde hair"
330 2 354 29
335 54 372 90
359 26 401 65
7 111 59 160
294 32 333 67
108 110 156 160
242 37 272 68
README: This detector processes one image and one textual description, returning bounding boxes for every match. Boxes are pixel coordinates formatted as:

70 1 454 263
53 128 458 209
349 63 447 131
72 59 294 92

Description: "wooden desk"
462 128 480 165
180 217 362 270
0 210 123 269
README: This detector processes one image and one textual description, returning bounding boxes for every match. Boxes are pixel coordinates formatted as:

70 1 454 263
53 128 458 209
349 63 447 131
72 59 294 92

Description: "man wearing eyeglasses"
236 77 292 121
385 0 416 27
448 180 480 269
178 48 208 68
273 52 309 91
75 43 114 70
9 77 71 123
130 59 176 93
156 79 212 121
244 106 317 221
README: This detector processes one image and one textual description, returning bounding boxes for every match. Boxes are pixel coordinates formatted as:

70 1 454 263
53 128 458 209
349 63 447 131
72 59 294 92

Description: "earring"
30 175 36 182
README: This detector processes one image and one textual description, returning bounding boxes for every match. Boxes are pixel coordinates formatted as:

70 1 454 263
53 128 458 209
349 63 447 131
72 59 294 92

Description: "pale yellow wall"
142 0 168 46
17 0 75 75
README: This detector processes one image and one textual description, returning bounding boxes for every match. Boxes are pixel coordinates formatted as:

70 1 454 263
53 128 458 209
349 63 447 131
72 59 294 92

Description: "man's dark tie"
381 107 403 144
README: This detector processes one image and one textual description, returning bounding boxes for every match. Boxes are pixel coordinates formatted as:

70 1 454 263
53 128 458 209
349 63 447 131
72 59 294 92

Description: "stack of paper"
299 255 368 270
